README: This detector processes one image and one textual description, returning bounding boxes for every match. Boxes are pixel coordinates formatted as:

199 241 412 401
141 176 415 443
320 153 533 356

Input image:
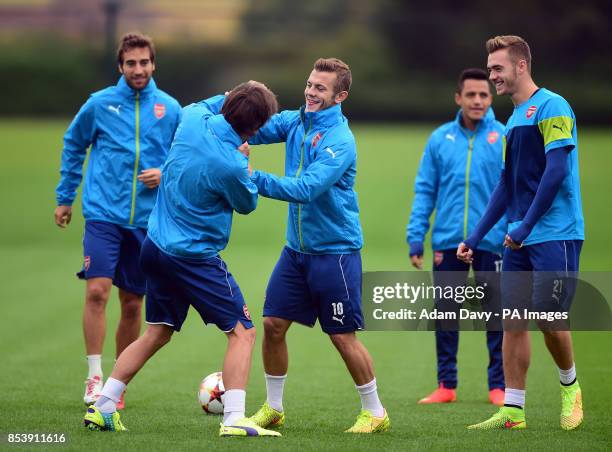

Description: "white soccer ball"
198 372 225 414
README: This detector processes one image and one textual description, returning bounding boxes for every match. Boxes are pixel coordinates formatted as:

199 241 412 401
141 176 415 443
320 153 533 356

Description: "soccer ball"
198 372 225 414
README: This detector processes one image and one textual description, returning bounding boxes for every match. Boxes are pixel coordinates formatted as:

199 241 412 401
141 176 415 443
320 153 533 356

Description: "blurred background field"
1 0 611 450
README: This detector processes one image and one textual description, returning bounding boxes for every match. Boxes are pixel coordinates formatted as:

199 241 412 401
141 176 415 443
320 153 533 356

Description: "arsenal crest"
311 132 322 147
154 103 166 119
526 105 537 119
243 304 251 321
84 256 91 271
487 131 500 144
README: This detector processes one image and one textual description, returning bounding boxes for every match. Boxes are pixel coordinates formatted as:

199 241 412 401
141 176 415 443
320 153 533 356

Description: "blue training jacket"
407 108 507 254
147 95 258 259
56 76 181 229
250 103 363 254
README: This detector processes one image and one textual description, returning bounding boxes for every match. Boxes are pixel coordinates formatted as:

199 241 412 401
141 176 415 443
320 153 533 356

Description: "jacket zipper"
296 120 312 251
129 92 140 225
463 133 476 239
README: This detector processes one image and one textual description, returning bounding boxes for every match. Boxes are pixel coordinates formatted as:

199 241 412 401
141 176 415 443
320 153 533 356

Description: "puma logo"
325 147 337 158
108 105 121 115
552 124 564 132
333 315 345 325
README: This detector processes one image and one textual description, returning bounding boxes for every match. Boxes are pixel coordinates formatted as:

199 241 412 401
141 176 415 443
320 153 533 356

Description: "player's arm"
248 110 295 145
458 172 507 263
55 97 96 228
251 141 354 203
192 94 226 116
505 147 570 247
223 160 259 215
407 137 439 269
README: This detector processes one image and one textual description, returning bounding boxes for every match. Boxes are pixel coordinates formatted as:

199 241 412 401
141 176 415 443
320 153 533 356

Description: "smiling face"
455 79 492 123
119 47 155 91
304 70 347 113
487 48 521 97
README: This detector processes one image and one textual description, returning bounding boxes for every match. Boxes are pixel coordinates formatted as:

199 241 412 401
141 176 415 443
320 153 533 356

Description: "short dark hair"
313 58 352 94
457 68 489 93
221 81 279 138
117 32 155 65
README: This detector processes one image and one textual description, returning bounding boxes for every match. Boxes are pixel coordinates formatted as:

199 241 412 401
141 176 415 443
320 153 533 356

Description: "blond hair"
486 35 532 73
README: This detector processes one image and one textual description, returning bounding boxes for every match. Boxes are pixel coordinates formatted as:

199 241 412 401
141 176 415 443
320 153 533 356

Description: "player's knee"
238 324 256 346
329 332 355 353
86 283 111 307
538 325 565 338
263 317 288 341
119 294 143 318
144 325 173 347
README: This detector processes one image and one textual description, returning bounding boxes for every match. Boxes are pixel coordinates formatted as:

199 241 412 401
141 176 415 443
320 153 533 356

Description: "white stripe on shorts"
215 257 234 297
563 241 568 276
338 255 350 300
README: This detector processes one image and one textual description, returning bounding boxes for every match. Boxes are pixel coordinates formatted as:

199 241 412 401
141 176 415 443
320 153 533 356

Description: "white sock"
95 377 126 414
504 388 526 408
559 364 577 385
356 378 384 418
265 373 286 412
223 389 246 426
87 355 103 379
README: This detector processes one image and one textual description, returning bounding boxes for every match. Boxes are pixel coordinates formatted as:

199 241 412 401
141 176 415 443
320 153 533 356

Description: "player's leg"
251 247 313 428
181 254 279 437
468 247 531 430
261 316 291 412
262 317 292 376
114 226 147 358
420 250 468 404
531 240 583 430
329 332 389 432
115 289 143 359
473 250 505 406
79 221 123 405
312 251 389 433
112 227 148 409
221 321 256 428
82 277 112 404
84 324 174 431
84 237 182 432
328 333 389 433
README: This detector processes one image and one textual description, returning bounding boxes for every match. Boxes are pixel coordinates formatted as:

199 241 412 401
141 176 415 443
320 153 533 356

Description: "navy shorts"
501 240 583 312
263 246 364 334
140 237 253 333
78 220 147 295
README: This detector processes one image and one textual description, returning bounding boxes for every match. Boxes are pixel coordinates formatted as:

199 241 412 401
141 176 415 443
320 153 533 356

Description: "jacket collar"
207 114 243 149
300 103 343 129
116 76 157 99
454 107 495 133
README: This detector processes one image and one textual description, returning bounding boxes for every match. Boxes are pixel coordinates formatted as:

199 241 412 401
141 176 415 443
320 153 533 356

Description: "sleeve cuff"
409 242 424 257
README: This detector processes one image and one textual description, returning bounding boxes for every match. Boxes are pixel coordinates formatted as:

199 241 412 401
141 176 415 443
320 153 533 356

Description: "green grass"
0 120 611 450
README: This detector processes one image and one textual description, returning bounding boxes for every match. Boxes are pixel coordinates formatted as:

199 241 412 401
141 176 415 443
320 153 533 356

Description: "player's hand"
456 242 474 264
503 234 523 250
138 168 161 188
54 205 72 228
410 254 424 270
238 142 251 158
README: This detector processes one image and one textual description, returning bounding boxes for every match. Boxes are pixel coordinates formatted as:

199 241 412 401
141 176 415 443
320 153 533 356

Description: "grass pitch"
1 120 611 451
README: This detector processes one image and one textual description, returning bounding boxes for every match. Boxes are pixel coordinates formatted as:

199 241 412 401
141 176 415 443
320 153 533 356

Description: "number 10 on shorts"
332 302 344 316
